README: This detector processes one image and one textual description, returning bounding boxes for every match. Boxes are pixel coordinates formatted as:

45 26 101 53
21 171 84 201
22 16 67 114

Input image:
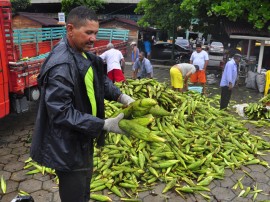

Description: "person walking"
170 63 199 92
130 41 139 78
132 51 153 79
99 43 126 82
30 6 135 202
143 39 151 59
130 41 139 65
220 54 242 109
190 43 209 94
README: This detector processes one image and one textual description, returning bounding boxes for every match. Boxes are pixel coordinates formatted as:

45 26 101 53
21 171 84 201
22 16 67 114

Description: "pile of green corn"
244 102 270 119
244 94 270 120
20 78 270 201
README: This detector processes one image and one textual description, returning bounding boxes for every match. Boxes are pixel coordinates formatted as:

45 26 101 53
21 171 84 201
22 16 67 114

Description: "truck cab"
0 0 12 118
0 0 65 117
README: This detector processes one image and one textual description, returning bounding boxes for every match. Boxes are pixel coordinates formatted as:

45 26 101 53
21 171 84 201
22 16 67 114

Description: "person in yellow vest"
170 63 199 92
265 70 270 95
30 6 134 202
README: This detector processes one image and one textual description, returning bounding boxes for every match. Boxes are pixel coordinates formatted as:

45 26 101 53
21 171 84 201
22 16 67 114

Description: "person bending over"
170 63 199 92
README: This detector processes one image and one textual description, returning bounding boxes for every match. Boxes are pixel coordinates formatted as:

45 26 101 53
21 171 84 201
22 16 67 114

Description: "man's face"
139 53 144 61
235 57 241 65
196 47 202 53
67 19 99 53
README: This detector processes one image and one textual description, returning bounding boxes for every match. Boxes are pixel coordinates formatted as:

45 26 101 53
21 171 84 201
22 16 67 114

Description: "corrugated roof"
224 21 270 37
100 17 139 28
99 17 157 32
17 12 60 26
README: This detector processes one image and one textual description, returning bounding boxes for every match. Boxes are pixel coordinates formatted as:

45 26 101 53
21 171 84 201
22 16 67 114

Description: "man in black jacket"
30 6 134 202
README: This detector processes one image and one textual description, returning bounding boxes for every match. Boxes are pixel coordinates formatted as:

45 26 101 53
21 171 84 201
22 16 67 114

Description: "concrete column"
247 39 251 60
185 30 189 40
257 41 265 73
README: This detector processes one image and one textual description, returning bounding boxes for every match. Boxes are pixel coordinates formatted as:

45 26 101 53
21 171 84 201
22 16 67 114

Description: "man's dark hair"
140 52 145 57
67 6 98 28
196 44 202 48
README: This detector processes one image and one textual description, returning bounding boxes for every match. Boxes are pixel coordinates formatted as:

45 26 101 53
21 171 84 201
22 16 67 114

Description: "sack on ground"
232 104 249 117
207 74 217 84
256 74 266 93
245 71 257 90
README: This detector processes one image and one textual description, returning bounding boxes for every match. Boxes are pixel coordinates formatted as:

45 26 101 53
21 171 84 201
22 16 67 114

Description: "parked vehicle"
151 42 192 64
209 41 224 53
207 41 225 71
207 54 225 71
0 0 129 119
175 39 192 51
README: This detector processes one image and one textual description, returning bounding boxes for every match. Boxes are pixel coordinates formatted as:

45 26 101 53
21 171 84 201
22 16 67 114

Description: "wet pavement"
0 63 270 202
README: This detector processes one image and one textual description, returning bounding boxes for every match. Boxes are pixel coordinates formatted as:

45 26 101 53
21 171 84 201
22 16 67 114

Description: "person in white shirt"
170 63 199 92
190 43 209 94
99 43 125 82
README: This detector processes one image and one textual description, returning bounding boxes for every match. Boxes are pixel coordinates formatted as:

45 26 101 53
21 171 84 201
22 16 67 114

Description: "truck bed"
8 40 129 94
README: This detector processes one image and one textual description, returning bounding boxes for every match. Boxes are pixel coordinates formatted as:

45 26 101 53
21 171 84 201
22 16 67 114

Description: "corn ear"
1 175 6 194
162 178 177 193
149 105 172 117
90 194 112 202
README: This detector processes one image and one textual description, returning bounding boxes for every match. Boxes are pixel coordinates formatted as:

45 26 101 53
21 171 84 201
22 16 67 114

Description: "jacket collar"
63 36 93 72
231 58 238 67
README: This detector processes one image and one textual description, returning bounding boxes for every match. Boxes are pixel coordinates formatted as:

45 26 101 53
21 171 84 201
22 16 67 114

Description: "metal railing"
11 27 129 60
13 27 129 45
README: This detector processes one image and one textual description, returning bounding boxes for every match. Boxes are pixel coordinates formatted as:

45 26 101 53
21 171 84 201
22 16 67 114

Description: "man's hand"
119 94 135 106
229 82 233 90
228 83 233 90
183 83 188 91
103 113 125 134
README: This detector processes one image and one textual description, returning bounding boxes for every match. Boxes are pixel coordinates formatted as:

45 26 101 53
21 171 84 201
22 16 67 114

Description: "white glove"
119 94 135 106
103 113 125 134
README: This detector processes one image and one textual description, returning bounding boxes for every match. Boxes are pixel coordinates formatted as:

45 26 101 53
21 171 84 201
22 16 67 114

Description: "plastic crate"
188 86 203 93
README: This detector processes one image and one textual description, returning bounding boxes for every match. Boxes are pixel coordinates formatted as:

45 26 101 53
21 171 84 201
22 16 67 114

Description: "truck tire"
25 87 40 101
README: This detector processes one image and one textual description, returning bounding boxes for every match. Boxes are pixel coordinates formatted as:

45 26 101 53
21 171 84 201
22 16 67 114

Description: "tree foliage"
181 0 270 31
135 0 270 33
135 0 191 31
135 0 193 60
61 0 106 14
11 0 31 13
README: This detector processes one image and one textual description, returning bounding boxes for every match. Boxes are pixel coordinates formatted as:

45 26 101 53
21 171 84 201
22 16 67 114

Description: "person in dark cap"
220 53 242 109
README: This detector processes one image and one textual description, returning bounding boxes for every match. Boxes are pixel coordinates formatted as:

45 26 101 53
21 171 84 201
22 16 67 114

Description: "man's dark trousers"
220 86 232 109
56 169 92 202
55 154 93 202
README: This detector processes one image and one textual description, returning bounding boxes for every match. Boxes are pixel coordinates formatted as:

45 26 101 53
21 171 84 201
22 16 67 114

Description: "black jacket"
30 37 121 171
